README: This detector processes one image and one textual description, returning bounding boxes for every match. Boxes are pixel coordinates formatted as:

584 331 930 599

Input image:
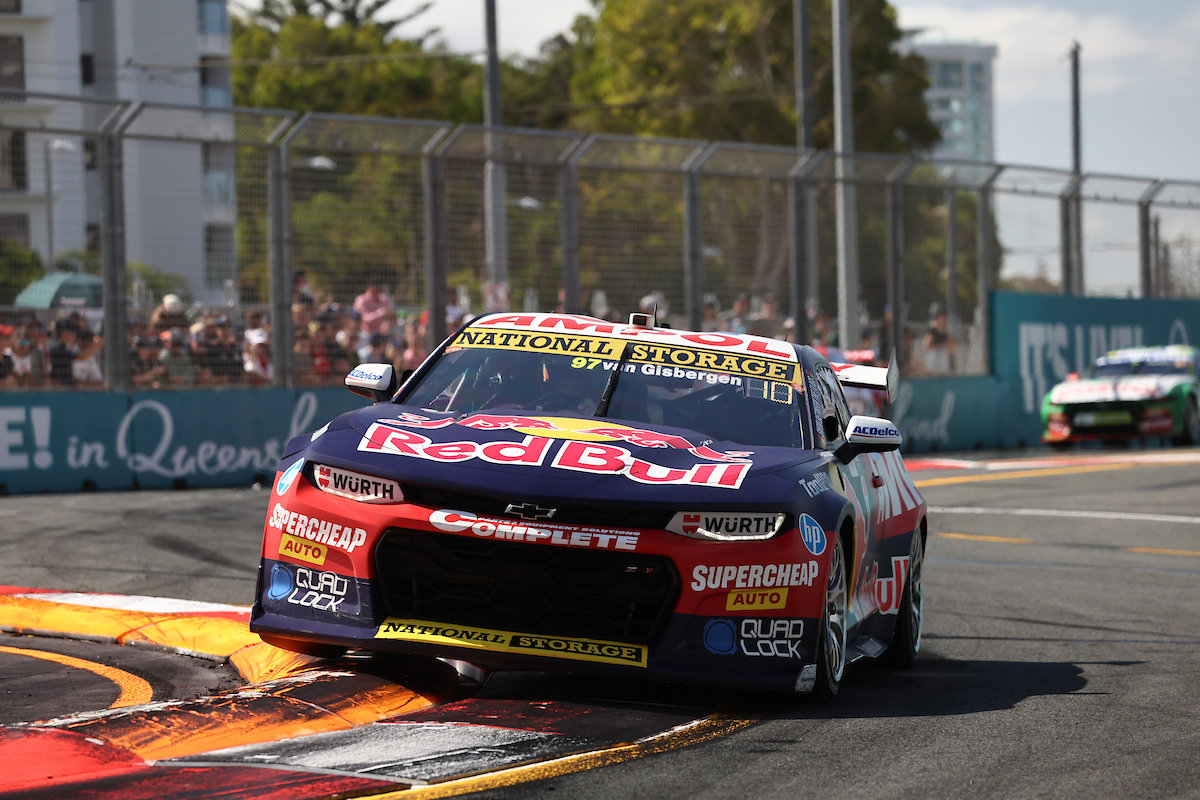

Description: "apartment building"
903 36 997 164
0 0 232 304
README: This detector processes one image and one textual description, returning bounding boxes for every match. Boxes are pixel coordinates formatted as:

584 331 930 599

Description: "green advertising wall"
897 292 1200 454
0 388 369 495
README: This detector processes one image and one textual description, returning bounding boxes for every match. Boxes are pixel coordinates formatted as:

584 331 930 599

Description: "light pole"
832 0 859 349
483 0 509 311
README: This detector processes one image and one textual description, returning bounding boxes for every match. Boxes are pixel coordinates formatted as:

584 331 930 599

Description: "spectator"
150 294 189 334
751 294 784 339
190 321 216 383
0 325 14 387
129 336 165 387
360 332 387 365
719 294 750 334
311 309 349 383
49 320 80 387
401 312 429 371
244 311 268 348
210 317 242 384
339 312 363 367
293 269 315 306
353 277 395 335
72 330 104 386
243 328 273 384
294 330 317 386
700 294 720 332
5 326 38 388
22 319 49 385
923 307 956 374
159 329 196 386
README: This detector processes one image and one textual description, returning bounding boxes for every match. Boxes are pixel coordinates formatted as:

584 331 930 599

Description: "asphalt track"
2 447 1199 798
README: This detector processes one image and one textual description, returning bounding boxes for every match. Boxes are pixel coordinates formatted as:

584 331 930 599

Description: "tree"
566 0 940 152
244 0 432 34
0 240 43 305
233 14 481 120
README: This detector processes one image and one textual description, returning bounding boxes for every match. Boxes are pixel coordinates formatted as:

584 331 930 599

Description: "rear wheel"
884 530 924 667
1171 397 1200 446
811 535 847 703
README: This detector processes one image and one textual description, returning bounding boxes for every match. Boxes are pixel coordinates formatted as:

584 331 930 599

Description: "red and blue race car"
251 312 927 700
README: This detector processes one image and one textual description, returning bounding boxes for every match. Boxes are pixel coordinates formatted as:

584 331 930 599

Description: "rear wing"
829 350 899 405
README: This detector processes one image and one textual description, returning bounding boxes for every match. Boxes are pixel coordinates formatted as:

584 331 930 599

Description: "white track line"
14 592 251 614
928 506 1200 526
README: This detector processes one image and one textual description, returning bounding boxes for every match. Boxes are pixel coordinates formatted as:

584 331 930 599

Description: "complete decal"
376 618 648 668
430 509 640 551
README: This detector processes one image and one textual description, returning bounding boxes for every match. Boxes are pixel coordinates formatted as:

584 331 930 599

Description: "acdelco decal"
360 422 752 489
430 509 640 551
691 560 819 591
375 618 648 668
268 502 368 555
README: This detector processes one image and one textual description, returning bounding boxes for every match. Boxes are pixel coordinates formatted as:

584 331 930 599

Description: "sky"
398 0 1200 181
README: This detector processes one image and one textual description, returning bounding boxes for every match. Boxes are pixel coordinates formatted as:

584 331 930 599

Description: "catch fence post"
101 101 138 393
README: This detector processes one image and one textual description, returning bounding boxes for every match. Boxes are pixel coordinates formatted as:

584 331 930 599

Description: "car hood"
300 404 825 508
1048 374 1192 405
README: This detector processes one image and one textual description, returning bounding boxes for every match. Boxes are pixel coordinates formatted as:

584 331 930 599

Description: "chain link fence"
4 88 1200 394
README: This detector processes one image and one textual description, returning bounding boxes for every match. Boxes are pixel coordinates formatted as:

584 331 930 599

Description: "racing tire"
1171 397 1200 447
883 530 924 668
259 634 347 659
1047 441 1072 452
811 535 847 703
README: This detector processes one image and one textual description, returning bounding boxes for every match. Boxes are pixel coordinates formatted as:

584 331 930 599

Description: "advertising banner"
0 389 367 495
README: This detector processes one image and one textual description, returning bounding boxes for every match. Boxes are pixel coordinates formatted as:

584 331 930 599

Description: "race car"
250 312 927 700
1042 345 1200 447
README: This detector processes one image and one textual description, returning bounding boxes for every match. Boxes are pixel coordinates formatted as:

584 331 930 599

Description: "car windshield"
402 338 808 449
1090 357 1193 378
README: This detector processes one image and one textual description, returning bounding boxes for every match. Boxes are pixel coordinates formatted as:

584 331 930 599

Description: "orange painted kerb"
0 644 153 708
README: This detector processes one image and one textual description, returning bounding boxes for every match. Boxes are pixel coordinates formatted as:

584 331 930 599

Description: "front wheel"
811 535 847 703
1171 397 1200 446
883 530 924 667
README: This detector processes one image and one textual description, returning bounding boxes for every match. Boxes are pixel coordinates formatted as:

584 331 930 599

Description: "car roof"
464 312 800 364
1096 345 1196 365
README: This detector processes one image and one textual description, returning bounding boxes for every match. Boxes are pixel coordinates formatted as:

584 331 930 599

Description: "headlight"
666 512 786 541
312 463 404 503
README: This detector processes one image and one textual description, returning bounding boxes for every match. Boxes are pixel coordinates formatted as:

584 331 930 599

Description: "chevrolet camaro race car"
1042 345 1200 446
251 312 927 700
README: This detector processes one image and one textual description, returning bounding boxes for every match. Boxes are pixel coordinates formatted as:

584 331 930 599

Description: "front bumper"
250 465 835 692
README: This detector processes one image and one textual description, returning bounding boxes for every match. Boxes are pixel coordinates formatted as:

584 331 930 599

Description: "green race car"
1042 345 1200 446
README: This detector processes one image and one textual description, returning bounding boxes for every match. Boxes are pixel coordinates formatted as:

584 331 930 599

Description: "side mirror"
834 414 902 463
346 363 397 403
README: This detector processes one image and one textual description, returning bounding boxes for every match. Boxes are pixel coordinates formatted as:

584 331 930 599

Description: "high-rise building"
0 0 231 304
903 37 997 163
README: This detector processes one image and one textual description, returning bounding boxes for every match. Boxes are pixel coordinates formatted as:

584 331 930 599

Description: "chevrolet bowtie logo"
504 502 557 521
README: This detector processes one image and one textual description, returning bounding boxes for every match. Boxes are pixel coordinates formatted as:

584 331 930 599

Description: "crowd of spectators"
0 274 967 392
